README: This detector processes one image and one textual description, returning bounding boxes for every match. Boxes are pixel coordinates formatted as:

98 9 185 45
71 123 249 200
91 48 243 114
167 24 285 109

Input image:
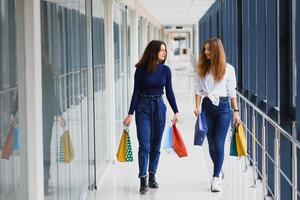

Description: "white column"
130 9 138 89
15 0 26 197
142 18 148 51
85 0 96 186
23 0 44 199
104 0 116 161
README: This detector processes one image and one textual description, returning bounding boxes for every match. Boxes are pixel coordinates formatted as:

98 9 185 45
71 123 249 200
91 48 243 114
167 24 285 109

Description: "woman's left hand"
172 112 179 125
233 111 241 127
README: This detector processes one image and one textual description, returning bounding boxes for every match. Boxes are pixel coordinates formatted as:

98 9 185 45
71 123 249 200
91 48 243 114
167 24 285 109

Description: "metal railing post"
236 92 300 200
238 97 248 174
262 118 267 197
244 102 248 171
251 109 257 187
292 122 298 200
274 128 281 200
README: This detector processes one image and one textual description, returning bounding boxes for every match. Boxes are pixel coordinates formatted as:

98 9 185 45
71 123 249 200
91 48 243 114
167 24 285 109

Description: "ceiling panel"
139 0 215 26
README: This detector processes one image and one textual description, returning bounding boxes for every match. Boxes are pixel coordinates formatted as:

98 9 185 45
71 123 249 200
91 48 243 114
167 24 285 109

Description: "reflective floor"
88 59 265 200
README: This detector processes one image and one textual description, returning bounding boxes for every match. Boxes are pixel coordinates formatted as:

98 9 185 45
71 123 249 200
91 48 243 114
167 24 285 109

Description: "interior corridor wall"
113 3 128 141
40 1 90 199
199 0 299 199
296 0 300 197
0 0 164 199
0 0 25 199
40 0 108 198
92 0 108 186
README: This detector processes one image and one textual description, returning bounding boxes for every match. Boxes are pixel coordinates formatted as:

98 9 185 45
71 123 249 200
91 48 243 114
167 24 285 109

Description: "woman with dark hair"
123 40 179 194
194 38 240 192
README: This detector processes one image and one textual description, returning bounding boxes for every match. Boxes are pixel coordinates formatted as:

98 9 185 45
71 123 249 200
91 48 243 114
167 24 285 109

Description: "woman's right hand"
194 107 201 117
58 116 66 128
10 115 16 127
123 115 133 127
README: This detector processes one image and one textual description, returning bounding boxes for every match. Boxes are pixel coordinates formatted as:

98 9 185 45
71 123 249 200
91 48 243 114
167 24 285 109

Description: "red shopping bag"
172 124 188 158
1 127 14 159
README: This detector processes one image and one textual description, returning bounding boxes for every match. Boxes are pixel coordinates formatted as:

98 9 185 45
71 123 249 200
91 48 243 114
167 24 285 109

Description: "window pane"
0 1 24 199
40 0 89 198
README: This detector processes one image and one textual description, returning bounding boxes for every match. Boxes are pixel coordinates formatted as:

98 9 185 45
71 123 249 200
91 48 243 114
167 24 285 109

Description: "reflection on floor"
0 154 21 200
88 59 265 200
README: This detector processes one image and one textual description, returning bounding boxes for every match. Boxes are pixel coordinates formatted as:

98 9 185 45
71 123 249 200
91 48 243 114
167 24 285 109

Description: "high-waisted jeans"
202 97 231 177
135 94 166 178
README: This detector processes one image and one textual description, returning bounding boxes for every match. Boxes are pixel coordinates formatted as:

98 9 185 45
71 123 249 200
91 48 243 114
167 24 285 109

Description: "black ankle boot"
139 177 148 194
148 173 159 188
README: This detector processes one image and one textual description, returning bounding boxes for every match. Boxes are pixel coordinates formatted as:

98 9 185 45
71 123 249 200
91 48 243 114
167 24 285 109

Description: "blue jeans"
135 94 166 178
202 97 231 177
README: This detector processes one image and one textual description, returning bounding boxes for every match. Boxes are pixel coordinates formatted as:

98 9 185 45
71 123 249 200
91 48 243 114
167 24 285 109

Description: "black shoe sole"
139 188 148 194
148 184 159 189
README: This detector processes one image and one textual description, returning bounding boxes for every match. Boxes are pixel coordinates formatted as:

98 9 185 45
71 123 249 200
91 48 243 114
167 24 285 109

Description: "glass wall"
1 0 165 198
147 23 151 42
92 0 107 181
126 8 132 102
138 17 143 57
40 0 90 198
0 0 24 199
113 3 127 139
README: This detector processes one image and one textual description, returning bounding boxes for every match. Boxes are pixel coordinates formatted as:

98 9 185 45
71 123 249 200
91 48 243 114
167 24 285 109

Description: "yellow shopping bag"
59 130 74 163
235 124 247 156
116 129 133 162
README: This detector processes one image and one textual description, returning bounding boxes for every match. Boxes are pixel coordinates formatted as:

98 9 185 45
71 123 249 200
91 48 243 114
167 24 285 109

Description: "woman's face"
204 43 211 60
158 44 167 62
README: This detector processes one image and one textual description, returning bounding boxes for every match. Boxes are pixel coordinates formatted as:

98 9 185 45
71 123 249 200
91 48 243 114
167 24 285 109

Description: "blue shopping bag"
13 127 20 150
194 112 208 146
164 126 173 152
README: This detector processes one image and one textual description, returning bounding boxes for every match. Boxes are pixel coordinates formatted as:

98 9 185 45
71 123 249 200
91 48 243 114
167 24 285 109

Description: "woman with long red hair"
194 38 240 192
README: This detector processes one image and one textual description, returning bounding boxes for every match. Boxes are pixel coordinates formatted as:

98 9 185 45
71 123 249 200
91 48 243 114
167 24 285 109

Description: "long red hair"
196 38 226 81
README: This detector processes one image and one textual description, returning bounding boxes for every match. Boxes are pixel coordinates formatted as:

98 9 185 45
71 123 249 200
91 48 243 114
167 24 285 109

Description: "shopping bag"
163 126 173 153
12 128 20 150
194 112 208 146
229 127 238 156
1 127 14 159
116 130 127 162
172 124 188 158
116 129 133 162
236 124 247 156
59 130 74 163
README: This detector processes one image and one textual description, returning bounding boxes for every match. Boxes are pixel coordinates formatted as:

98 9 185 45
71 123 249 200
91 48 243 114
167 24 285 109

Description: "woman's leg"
212 104 231 177
149 114 166 174
202 100 216 165
206 114 216 165
135 111 151 178
148 100 166 175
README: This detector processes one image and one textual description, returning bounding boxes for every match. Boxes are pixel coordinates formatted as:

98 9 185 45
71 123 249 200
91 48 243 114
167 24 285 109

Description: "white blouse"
194 63 237 106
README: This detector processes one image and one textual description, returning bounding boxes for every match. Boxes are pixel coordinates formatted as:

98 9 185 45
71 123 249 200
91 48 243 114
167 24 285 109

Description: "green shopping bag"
230 127 238 156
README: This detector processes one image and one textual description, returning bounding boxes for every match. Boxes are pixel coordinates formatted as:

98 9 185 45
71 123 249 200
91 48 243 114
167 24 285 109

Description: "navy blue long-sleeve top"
128 64 179 114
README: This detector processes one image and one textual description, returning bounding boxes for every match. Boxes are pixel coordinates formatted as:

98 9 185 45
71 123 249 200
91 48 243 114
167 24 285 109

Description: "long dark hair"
135 40 167 73
196 38 226 81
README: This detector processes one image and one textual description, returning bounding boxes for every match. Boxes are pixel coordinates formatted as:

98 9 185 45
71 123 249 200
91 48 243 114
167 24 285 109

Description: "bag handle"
124 126 129 133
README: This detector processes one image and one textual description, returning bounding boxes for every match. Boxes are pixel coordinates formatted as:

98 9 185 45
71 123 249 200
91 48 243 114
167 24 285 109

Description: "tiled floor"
88 59 265 200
